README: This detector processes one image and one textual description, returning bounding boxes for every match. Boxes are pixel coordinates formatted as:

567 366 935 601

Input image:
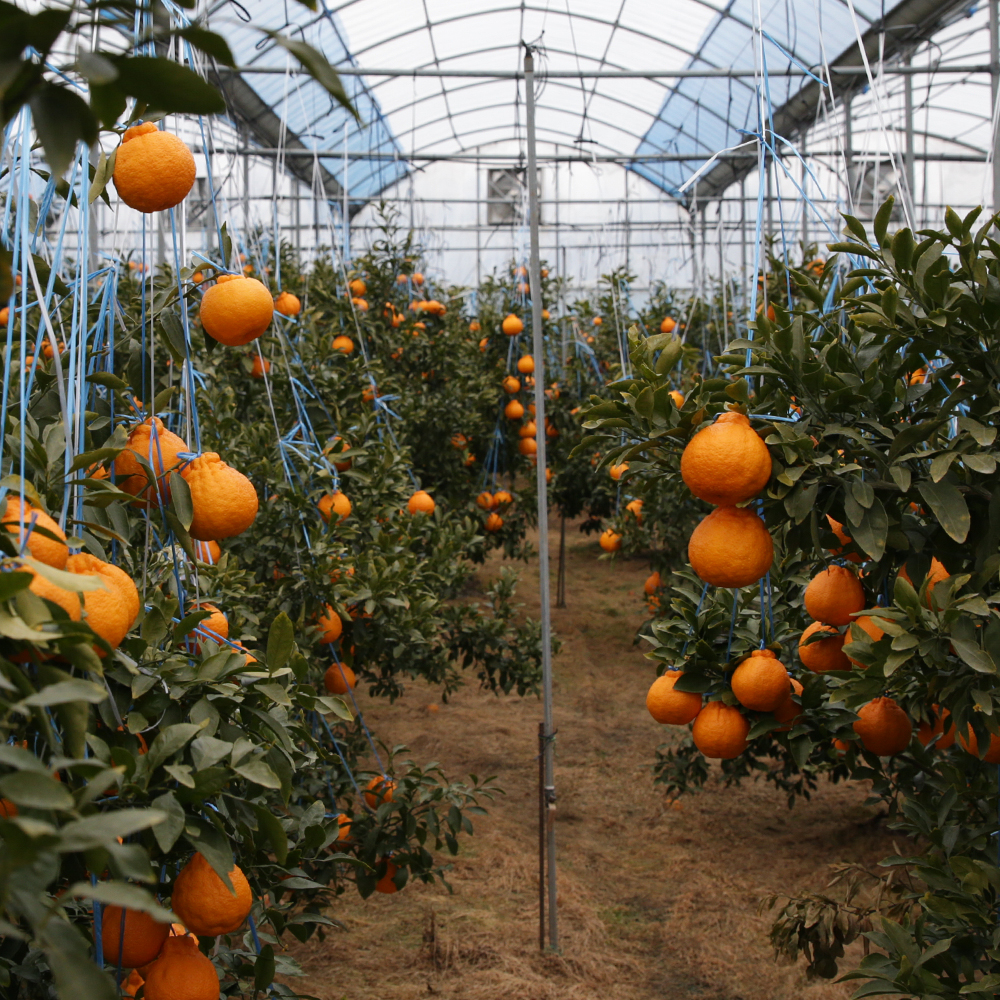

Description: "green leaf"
85 372 130 391
110 56 226 115
178 27 235 67
950 639 996 674
873 198 894 246
28 82 98 178
0 570 31 601
149 791 186 853
146 722 205 771
19 679 108 708
170 472 193 532
58 809 166 851
0 770 73 810
254 945 275 993
267 612 295 671
67 881 174 923
251 803 288 865
917 480 970 543
233 757 282 789
265 33 358 119
852 496 888 561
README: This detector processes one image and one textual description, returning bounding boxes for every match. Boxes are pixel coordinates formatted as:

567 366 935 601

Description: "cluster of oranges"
476 489 514 533
1 497 140 654
682 410 773 588
98 852 253 1000
115 417 258 542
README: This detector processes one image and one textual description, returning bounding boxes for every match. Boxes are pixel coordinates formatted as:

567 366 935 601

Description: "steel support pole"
991 0 1000 213
525 46 557 953
844 93 855 211
903 55 916 219
343 121 350 261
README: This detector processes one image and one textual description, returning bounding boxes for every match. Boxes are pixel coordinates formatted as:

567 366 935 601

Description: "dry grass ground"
290 519 896 1000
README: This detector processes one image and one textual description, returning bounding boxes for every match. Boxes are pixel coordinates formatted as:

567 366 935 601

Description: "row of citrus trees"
581 201 1000 997
0 8 591 1000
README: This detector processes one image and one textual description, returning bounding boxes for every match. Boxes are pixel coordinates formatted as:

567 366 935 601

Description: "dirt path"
292 520 895 1000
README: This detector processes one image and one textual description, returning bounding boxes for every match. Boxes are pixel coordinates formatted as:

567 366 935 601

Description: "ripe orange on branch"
65 553 139 650
692 702 750 759
825 515 862 563
1 496 68 568
899 557 950 608
112 123 196 213
200 275 274 346
27 566 81 620
917 705 955 749
688 505 773 588
730 649 790 712
101 906 170 969
517 355 535 374
646 672 701 725
485 513 504 532
773 678 805 731
407 490 435 515
853 697 912 756
170 852 252 936
599 529 621 552
316 606 343 644
502 314 524 336
324 661 356 694
680 411 771 505
142 935 219 1000
181 453 258 540
274 290 301 316
115 417 189 507
798 622 849 673
364 776 396 809
959 726 1000 763
318 491 351 524
332 335 355 354
804 566 865 626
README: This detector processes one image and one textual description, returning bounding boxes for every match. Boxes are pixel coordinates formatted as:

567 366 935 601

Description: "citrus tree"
579 199 1000 997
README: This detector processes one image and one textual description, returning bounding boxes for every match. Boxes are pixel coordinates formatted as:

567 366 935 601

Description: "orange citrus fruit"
599 529 621 552
485 513 504 532
518 438 537 456
170 852 252 936
476 492 495 511
660 317 676 333
502 314 524 336
318 491 351 524
730 649 790 712
680 411 771 505
899 557 950 608
959 725 1000 763
773 678 804 731
798 622 849 673
517 355 535 374
643 571 661 595
324 661 356 694
825 515 862 563
316 606 343 644
274 291 301 316
853 697 912 756
142 934 219 1000
503 375 521 394
112 123 195 213
407 491 435 515
200 275 274 346
181 453 258 540
692 702 750 759
917 705 955 749
101 906 170 969
1 496 68 568
65 554 137 649
27 566 80 619
364 776 396 809
688 505 773 588
114 418 189 507
646 672 701 724
804 566 865 626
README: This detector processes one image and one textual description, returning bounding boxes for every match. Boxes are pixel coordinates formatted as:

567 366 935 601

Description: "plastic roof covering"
221 0 902 205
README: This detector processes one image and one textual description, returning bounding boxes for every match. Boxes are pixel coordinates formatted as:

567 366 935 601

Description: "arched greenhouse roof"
214 0 978 210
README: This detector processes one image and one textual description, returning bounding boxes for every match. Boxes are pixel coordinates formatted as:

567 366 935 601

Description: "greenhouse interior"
1 2 999 999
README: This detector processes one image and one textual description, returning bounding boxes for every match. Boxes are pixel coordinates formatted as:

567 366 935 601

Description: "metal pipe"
903 55 916 213
343 121 350 260
991 0 1000 212
232 148 989 163
525 45 558 954
229 63 991 79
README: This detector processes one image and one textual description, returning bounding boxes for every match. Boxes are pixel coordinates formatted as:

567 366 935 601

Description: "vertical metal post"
525 45 557 953
343 121 350 261
902 56 915 220
990 0 1000 213
844 93 854 211
537 721 545 950
800 129 808 248
739 176 747 285
624 170 630 273
475 153 480 287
